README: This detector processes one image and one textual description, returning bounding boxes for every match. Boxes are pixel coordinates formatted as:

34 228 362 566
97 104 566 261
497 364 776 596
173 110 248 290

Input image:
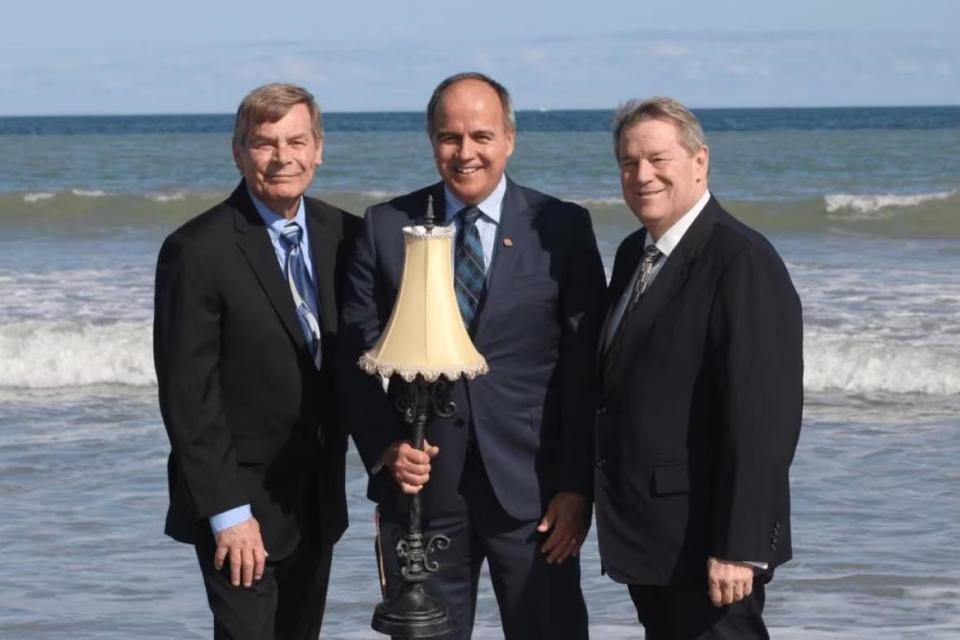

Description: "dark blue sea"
1 108 958 638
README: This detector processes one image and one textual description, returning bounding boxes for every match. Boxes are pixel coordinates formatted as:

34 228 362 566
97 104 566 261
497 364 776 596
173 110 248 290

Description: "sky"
1 0 958 115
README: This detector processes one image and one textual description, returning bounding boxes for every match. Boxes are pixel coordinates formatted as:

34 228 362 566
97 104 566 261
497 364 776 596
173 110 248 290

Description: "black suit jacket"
154 181 360 559
595 196 803 585
339 178 606 520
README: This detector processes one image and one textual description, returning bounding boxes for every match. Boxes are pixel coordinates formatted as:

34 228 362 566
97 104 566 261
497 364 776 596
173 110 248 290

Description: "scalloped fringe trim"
358 355 488 382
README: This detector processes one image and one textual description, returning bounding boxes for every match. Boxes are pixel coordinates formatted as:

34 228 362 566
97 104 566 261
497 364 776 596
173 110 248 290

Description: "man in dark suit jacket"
339 73 606 638
154 83 358 639
595 97 803 639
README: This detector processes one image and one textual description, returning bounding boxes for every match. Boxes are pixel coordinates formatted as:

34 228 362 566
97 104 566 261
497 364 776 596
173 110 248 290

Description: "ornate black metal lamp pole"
359 196 488 638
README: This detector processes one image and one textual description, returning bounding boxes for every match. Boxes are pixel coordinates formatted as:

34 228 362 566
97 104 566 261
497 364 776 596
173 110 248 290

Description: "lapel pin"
502 238 513 247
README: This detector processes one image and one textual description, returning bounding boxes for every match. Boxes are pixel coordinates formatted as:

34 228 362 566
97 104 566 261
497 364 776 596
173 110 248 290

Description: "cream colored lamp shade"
359 225 488 382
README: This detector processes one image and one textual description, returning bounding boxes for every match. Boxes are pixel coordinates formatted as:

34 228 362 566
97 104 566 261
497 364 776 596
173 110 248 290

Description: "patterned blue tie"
279 222 322 368
454 206 486 328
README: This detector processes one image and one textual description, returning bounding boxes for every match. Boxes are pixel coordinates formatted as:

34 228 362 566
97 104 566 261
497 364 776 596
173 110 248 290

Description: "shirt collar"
248 187 307 237
443 174 507 225
645 189 711 257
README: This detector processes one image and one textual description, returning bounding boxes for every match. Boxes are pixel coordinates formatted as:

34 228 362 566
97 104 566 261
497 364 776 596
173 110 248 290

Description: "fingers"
389 442 435 492
541 530 581 564
230 546 243 587
706 557 754 607
214 543 228 572
537 498 586 564
213 518 268 588
253 545 267 583
536 508 554 534
708 576 724 607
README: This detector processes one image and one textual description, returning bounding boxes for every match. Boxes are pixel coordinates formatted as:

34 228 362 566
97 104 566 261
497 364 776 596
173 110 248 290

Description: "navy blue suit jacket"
339 178 606 520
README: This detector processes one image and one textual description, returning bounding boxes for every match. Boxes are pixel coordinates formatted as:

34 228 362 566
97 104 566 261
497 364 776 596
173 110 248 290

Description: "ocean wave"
145 191 185 202
71 189 108 197
1 320 958 395
824 191 955 215
804 334 960 395
0 321 154 389
23 192 56 203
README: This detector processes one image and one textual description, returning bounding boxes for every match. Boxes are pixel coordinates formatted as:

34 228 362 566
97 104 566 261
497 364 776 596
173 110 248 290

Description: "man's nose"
272 143 290 163
634 159 654 183
456 138 476 159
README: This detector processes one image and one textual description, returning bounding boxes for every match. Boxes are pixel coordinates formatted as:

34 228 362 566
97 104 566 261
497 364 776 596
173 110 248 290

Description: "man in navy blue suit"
339 72 606 639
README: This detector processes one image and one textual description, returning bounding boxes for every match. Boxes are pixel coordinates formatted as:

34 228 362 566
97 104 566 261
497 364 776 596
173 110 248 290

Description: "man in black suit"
154 83 358 639
339 73 605 638
595 97 803 639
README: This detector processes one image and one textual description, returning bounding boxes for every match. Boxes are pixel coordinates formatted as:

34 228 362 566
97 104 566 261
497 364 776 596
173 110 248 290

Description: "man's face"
234 103 322 217
617 117 708 239
430 79 515 205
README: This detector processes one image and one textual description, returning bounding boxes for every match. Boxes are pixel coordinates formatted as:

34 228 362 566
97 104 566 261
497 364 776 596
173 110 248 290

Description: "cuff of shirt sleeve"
743 560 769 570
209 505 252 534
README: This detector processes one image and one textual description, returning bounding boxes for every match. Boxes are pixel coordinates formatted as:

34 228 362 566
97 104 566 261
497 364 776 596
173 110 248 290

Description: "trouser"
194 533 333 640
628 572 770 640
375 450 589 639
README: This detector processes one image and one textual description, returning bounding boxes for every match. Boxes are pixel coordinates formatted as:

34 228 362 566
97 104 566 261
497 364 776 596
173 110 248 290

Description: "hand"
537 492 588 564
382 439 439 495
707 557 754 607
214 517 268 588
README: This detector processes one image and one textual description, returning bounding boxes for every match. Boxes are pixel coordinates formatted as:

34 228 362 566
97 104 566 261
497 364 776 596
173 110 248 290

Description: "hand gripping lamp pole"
359 197 488 638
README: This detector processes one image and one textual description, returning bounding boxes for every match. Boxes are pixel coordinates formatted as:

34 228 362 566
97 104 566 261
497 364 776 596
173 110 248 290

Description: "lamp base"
372 582 451 638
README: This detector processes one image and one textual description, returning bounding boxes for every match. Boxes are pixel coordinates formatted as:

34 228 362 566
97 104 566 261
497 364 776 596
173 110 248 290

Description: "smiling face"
617 117 709 239
233 102 323 218
430 79 515 205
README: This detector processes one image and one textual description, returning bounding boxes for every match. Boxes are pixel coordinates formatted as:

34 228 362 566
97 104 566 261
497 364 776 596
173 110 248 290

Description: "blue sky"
1 0 957 115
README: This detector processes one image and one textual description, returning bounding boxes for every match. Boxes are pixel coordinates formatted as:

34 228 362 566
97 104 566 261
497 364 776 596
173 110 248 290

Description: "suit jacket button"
597 406 607 416
770 543 777 550
596 458 607 470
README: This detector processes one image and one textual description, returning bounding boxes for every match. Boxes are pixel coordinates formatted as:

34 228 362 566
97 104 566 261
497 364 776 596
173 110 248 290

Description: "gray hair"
426 72 516 137
232 83 323 153
612 97 705 156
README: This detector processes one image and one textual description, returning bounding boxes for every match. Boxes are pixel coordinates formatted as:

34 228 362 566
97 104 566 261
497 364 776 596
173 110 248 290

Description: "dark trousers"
194 534 333 640
376 451 588 640
628 574 769 640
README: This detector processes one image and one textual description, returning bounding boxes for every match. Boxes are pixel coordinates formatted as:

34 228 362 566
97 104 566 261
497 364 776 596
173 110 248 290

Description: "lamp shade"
359 225 488 382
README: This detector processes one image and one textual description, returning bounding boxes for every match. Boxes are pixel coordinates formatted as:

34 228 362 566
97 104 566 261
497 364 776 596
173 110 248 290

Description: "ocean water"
1 108 958 638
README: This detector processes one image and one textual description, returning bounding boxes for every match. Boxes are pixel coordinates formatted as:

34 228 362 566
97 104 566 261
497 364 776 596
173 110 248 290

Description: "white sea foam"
0 321 154 388
804 333 960 395
2 319 957 395
824 191 954 215
23 192 56 203
70 189 108 197
145 191 185 202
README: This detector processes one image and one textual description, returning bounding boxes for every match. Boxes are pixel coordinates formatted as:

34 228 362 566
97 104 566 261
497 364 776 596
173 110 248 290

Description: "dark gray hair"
612 97 705 156
232 83 323 153
426 72 516 137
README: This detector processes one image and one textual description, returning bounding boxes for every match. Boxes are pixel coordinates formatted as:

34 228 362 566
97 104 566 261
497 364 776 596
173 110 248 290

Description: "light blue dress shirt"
208 191 320 534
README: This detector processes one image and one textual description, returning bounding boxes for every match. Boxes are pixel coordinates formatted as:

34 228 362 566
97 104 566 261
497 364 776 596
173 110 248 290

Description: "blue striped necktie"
454 206 486 328
279 222 322 368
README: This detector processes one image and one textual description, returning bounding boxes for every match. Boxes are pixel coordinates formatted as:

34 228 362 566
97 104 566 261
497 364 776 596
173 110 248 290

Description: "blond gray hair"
612 97 705 156
232 83 323 153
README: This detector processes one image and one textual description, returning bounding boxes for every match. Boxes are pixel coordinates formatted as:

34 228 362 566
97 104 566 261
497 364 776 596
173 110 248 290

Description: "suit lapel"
229 183 308 352
473 178 531 341
305 198 341 335
602 198 719 399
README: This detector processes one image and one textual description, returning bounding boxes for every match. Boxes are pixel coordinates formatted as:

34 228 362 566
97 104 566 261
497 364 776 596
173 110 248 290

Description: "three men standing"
339 73 606 638
595 98 803 639
154 84 358 639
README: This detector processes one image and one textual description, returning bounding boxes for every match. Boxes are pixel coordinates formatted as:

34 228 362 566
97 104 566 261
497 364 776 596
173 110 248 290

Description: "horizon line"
2 104 959 119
